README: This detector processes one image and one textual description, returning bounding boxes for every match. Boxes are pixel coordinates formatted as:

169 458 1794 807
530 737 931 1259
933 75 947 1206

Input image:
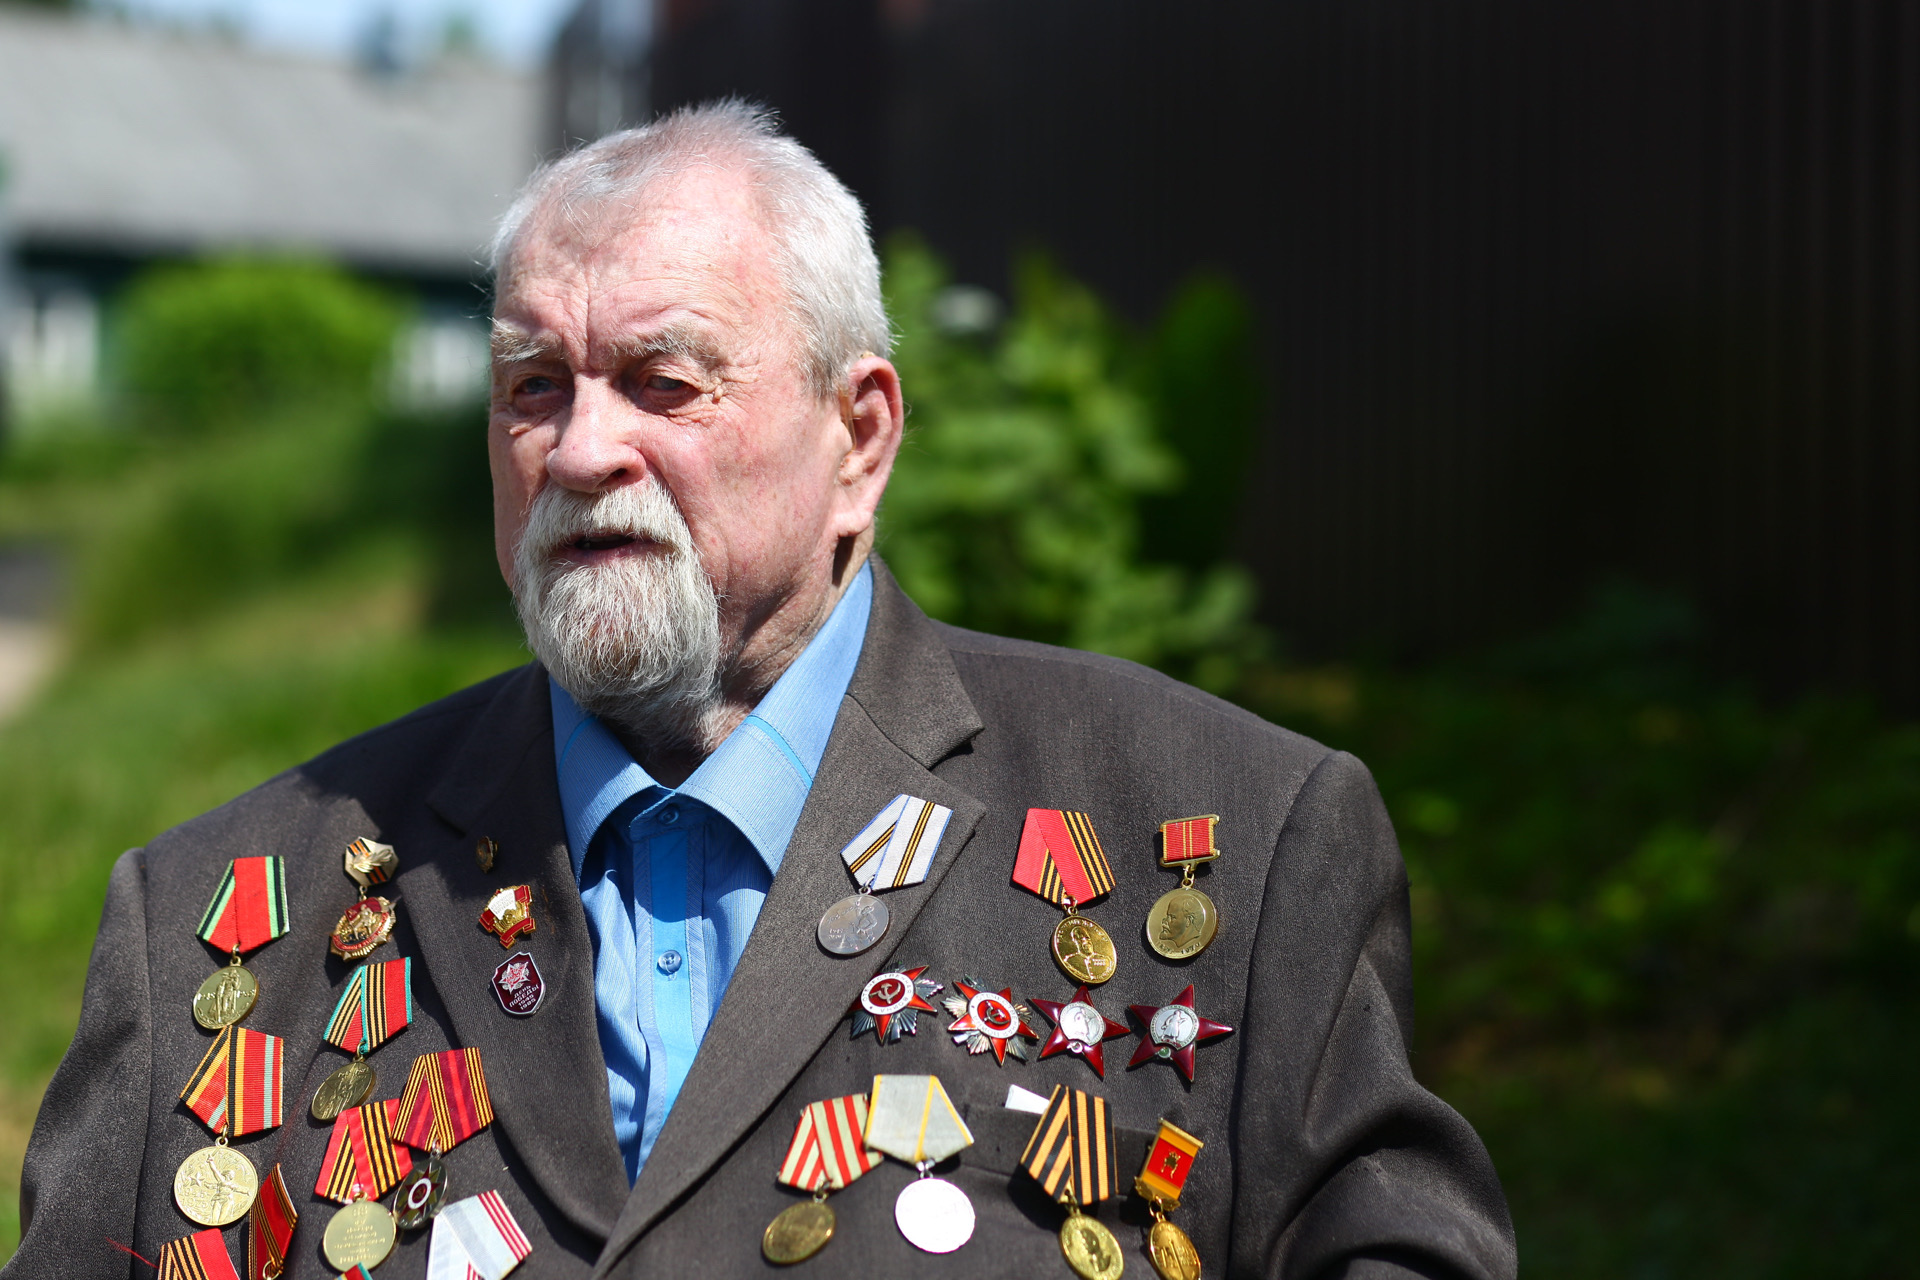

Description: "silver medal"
893 1175 975 1253
816 893 890 956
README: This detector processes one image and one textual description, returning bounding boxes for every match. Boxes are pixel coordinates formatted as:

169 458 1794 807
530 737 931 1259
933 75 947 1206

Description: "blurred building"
555 0 1920 706
0 7 546 422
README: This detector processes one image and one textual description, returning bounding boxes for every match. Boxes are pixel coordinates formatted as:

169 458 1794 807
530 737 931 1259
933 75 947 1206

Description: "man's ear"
831 353 905 538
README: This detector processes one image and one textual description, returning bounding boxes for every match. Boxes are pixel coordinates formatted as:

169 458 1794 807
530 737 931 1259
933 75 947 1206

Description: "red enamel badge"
944 975 1040 1066
1127 985 1234 1083
491 951 544 1017
1030 985 1130 1077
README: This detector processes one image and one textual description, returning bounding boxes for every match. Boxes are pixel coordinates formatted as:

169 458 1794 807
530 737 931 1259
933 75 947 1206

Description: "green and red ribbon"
1012 809 1116 907
158 1229 241 1280
315 1098 413 1203
179 1026 284 1138
395 1047 494 1153
195 857 291 955
323 958 413 1055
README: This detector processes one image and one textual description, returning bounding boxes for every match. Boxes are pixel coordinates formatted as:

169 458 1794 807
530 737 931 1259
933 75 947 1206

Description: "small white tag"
1003 1084 1050 1114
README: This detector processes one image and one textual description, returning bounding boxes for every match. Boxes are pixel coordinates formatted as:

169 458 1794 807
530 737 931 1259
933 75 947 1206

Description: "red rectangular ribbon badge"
1160 815 1221 865
395 1047 494 1152
1012 809 1116 907
316 1099 413 1202
195 857 290 954
157 1228 242 1280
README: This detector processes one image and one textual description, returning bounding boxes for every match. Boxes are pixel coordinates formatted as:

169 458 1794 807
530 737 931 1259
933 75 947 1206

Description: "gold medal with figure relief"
763 1199 836 1264
191 957 260 1030
173 1139 258 1227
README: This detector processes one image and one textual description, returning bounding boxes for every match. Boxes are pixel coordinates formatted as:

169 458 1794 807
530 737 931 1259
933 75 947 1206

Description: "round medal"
394 1152 447 1230
1146 886 1219 961
894 1176 975 1253
1051 914 1119 985
173 1141 257 1227
330 896 396 961
1060 1212 1126 1280
762 1199 836 1264
191 962 259 1030
816 893 890 956
311 1056 376 1121
1148 1219 1203 1280
323 1199 398 1272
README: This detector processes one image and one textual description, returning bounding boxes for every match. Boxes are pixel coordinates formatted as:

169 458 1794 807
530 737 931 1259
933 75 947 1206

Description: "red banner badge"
1134 1120 1205 1208
1158 815 1221 866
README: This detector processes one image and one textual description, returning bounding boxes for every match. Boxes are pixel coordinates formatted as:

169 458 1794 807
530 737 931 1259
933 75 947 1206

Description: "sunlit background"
2 0 1916 1273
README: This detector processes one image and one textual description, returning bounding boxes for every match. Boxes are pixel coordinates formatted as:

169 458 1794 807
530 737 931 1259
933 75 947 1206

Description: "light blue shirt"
550 563 872 1181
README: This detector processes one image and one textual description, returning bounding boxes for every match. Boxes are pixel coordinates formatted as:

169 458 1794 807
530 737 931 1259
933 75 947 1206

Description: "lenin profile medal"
818 793 953 956
1146 816 1222 960
1013 808 1121 983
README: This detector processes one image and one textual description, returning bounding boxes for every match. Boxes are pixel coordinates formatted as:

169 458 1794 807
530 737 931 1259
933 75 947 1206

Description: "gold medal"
1051 910 1118 985
323 1197 398 1272
1148 816 1222 960
1060 1203 1125 1280
1147 1219 1202 1280
192 954 259 1030
763 1197 836 1264
1136 1119 1207 1280
173 1139 258 1227
330 897 396 961
311 1054 377 1121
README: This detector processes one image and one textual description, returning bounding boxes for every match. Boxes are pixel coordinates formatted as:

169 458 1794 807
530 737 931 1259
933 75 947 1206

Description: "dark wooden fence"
640 0 1920 702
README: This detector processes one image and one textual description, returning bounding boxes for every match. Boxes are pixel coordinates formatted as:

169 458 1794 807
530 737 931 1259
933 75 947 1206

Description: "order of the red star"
1030 985 1131 1077
1128 984 1235 1083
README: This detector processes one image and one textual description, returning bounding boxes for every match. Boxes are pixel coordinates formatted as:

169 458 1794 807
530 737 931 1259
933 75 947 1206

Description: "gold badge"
323 1197 398 1271
1136 1119 1207 1280
1146 816 1222 960
1060 1204 1126 1280
173 1140 258 1227
1051 911 1119 985
191 956 259 1030
480 885 535 947
763 1199 837 1264
310 1055 377 1122
330 897 396 961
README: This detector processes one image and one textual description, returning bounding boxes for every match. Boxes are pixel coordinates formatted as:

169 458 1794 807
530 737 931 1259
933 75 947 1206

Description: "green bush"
116 257 403 432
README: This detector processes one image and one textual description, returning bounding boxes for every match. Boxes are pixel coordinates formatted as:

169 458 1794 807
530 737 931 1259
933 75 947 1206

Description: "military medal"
312 957 413 1121
1019 1084 1125 1280
491 952 545 1017
1013 808 1121 984
479 885 535 946
1031 986 1131 1077
1147 816 1222 960
475 835 499 873
323 1197 398 1273
426 1191 532 1279
864 1074 976 1253
850 965 941 1044
192 856 290 1030
331 838 399 961
158 1228 243 1280
175 1025 284 1226
247 1164 298 1280
818 794 954 956
391 1047 495 1229
944 975 1040 1065
1127 986 1235 1083
763 1093 881 1264
316 1099 411 1269
1135 1120 1206 1280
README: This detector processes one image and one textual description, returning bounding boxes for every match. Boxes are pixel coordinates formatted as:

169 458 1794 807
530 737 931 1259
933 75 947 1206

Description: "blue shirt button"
656 950 683 976
660 805 680 825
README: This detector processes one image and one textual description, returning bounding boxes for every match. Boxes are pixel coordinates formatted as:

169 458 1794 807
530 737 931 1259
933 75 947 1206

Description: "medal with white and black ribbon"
311 957 413 1122
1019 1085 1124 1280
762 1093 881 1264
191 856 290 1031
817 794 953 957
863 1074 977 1254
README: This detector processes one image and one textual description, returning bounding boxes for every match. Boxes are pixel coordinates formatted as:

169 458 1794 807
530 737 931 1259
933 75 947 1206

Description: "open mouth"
572 533 639 553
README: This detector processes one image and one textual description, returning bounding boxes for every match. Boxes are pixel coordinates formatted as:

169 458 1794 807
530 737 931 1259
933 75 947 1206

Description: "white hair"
489 99 890 400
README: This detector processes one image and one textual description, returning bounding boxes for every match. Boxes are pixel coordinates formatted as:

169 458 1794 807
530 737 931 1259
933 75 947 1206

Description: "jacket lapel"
409 663 632 1242
595 562 985 1271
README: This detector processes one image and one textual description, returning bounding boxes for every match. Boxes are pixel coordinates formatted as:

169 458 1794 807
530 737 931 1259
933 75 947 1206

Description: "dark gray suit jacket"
9 563 1514 1279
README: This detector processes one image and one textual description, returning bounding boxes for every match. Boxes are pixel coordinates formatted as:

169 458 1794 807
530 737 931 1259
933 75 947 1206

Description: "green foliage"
116 258 403 433
878 237 1263 690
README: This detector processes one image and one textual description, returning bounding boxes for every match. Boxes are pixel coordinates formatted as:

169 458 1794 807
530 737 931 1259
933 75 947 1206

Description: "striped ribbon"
395 1048 494 1153
195 857 291 954
777 1094 881 1191
245 1163 296 1280
1012 809 1116 907
425 1191 532 1280
864 1074 973 1166
1018 1084 1118 1208
158 1229 242 1280
315 1099 413 1203
338 1269 374 1280
323 958 414 1055
180 1026 284 1138
1159 815 1221 865
839 794 953 890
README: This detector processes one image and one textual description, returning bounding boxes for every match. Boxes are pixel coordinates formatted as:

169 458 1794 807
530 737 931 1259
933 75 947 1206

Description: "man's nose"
546 377 650 493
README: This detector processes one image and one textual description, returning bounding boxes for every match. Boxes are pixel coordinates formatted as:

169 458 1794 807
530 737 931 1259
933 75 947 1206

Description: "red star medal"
944 975 1040 1065
1128 985 1234 1083
1030 986 1130 1077
850 966 942 1045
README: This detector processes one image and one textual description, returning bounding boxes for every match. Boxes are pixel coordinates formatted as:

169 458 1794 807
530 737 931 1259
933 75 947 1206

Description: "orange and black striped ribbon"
314 1099 413 1203
245 1163 296 1280
1018 1084 1119 1207
179 1026 284 1138
158 1229 242 1280
394 1047 493 1153
322 958 413 1055
1012 809 1117 908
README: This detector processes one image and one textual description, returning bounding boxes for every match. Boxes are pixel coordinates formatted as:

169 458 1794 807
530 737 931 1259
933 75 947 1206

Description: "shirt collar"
550 561 874 879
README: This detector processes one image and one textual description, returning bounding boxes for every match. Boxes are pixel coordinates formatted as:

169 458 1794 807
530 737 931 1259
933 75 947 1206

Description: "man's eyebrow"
602 322 726 370
490 322 563 365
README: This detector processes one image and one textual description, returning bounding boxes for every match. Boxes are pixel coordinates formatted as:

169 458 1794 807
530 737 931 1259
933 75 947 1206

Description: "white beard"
511 481 727 755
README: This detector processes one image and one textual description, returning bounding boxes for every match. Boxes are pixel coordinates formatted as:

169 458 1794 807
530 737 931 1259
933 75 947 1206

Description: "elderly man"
9 104 1514 1280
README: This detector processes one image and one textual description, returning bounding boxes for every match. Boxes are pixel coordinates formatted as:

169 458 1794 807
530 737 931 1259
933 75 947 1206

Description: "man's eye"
645 374 689 392
518 376 561 397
